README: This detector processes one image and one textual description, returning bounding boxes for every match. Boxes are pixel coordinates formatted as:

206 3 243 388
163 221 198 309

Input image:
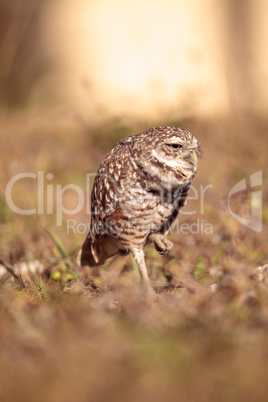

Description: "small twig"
0 260 25 288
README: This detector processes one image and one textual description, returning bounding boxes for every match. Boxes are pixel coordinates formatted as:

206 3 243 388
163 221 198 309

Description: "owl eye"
168 144 182 149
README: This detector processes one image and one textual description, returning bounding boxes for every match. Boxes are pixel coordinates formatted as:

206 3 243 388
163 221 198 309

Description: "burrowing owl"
81 126 201 293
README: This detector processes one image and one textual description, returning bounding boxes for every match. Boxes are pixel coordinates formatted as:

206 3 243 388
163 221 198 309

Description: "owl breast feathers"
81 126 201 293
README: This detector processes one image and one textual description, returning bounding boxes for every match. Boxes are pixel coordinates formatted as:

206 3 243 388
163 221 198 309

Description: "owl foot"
149 234 173 255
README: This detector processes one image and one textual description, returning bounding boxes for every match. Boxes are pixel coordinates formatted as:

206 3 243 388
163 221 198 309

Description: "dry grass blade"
45 228 70 259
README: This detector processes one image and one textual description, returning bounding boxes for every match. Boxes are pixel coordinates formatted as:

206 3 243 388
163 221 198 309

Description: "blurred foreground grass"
0 108 268 402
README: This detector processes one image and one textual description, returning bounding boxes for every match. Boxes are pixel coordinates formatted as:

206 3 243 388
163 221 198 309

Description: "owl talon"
149 234 173 255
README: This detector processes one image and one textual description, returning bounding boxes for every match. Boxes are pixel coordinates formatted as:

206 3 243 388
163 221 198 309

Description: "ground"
0 109 268 402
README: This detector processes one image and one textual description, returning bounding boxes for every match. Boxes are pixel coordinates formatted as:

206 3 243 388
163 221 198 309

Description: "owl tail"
80 235 101 267
80 233 120 267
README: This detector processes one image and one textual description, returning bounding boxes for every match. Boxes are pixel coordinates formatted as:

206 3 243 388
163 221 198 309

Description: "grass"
0 108 268 401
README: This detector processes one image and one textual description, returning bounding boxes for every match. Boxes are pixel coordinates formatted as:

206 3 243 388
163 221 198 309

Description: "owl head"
132 126 201 187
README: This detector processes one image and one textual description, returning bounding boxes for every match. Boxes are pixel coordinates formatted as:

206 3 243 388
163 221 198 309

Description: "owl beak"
191 151 198 167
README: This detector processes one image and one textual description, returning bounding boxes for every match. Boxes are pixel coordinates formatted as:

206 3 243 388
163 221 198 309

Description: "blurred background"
1 0 268 117
0 2 268 401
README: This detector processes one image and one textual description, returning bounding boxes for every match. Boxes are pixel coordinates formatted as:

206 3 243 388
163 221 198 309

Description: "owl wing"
99 183 159 249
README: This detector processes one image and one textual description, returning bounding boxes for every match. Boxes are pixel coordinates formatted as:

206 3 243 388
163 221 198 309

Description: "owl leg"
148 234 173 255
132 248 154 294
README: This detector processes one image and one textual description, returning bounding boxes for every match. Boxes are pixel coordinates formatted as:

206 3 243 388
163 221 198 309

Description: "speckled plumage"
81 126 201 293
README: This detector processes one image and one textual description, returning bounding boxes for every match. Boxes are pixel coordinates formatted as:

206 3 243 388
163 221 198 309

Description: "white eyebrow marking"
169 136 181 141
